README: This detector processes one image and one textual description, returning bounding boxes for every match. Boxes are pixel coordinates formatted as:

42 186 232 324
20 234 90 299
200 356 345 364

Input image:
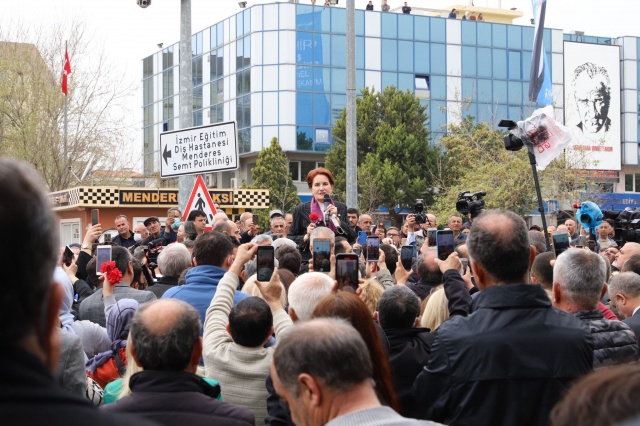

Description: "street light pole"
178 0 194 212
345 0 357 208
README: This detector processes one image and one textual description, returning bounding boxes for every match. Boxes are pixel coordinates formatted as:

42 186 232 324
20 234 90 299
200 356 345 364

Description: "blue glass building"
142 2 640 200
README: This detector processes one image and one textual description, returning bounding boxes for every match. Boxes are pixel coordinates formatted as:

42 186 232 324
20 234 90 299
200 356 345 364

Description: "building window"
210 78 224 124
163 69 174 99
162 46 174 71
289 161 326 182
625 174 640 192
143 56 153 79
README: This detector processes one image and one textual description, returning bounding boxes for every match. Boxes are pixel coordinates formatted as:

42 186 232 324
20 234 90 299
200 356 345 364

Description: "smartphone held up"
336 253 359 289
313 238 332 273
256 246 275 281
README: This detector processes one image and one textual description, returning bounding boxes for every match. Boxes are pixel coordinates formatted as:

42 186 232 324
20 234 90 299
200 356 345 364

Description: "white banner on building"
564 42 621 171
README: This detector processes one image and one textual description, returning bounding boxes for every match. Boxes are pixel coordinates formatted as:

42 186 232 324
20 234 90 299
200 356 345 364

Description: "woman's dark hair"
183 220 198 241
311 292 399 411
306 167 335 189
550 363 640 426
277 268 297 294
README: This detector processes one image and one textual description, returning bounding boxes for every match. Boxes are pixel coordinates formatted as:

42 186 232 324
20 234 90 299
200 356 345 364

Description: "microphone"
324 194 331 223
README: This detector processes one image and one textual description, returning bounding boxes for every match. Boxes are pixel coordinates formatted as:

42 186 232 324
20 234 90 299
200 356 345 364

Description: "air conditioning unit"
230 178 238 189
205 174 216 187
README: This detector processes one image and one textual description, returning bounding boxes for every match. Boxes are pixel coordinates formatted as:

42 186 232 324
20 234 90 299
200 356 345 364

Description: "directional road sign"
160 121 239 178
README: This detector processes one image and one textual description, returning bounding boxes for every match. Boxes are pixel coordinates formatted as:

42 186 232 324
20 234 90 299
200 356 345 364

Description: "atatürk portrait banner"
564 41 621 171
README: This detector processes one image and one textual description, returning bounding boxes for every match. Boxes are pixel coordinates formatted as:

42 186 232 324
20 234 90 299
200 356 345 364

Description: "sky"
0 0 638 167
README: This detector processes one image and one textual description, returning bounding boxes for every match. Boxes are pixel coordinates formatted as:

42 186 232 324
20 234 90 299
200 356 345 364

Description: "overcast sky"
1 0 638 166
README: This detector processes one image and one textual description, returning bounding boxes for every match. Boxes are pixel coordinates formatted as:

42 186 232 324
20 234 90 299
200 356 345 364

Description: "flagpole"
64 40 69 185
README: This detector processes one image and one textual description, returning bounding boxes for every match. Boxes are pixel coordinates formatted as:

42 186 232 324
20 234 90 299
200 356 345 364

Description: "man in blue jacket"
163 231 249 329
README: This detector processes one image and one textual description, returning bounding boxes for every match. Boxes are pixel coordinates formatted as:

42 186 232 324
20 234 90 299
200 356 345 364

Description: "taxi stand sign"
160 121 239 178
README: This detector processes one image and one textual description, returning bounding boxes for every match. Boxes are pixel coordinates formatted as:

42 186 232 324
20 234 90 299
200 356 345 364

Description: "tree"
429 115 594 221
250 137 300 226
0 20 137 191
325 86 438 224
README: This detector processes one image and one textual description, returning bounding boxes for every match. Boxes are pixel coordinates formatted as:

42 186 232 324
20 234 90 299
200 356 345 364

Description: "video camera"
414 199 427 224
601 208 640 244
456 191 486 219
143 238 165 270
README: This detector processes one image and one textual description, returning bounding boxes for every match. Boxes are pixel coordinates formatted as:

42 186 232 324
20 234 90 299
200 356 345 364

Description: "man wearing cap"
265 210 283 236
270 216 287 240
135 217 173 250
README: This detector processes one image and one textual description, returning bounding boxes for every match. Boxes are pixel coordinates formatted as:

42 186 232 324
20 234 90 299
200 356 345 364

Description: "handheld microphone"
324 194 331 222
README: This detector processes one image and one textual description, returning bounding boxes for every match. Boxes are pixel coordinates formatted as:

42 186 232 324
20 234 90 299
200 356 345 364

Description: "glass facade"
141 2 640 183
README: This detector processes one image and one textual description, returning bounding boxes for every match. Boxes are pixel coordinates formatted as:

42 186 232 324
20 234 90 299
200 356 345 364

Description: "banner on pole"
529 0 552 105
512 106 573 171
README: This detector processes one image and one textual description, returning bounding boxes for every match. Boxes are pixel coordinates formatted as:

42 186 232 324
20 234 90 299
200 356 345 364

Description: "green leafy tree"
430 116 594 220
250 137 300 227
326 86 438 224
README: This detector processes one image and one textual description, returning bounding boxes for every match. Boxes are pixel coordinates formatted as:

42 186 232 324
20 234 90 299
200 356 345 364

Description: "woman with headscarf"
86 298 140 389
56 266 111 359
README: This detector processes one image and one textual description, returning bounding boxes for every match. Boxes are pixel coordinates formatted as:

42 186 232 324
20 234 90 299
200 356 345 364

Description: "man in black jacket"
608 272 640 340
377 285 434 418
0 158 151 426
413 209 594 426
553 248 638 367
403 250 442 300
102 299 254 426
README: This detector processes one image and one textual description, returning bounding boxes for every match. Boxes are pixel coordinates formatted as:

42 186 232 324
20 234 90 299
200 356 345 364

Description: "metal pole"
64 40 68 186
528 151 551 252
345 0 357 207
178 0 194 212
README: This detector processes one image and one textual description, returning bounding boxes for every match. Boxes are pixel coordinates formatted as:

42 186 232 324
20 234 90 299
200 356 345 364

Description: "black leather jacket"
413 284 594 426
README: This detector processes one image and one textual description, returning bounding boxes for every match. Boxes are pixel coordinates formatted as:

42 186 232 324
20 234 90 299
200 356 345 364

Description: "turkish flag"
61 48 72 96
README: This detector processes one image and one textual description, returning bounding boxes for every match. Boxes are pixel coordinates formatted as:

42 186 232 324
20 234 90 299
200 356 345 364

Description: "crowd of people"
310 0 407 14
5 157 640 426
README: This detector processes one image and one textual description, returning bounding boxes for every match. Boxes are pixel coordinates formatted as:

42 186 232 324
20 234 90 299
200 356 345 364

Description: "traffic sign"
160 121 239 178
182 175 218 231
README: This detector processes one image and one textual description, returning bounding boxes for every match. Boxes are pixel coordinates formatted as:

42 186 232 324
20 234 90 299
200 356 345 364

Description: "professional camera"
456 191 486 219
143 238 165 269
414 199 427 224
137 0 151 8
601 208 640 244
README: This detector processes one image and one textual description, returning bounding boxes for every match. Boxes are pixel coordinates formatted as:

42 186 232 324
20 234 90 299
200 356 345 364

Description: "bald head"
214 212 229 223
467 210 532 286
273 318 372 395
616 243 640 269
564 219 577 236
359 214 372 232
130 299 201 372
310 226 335 247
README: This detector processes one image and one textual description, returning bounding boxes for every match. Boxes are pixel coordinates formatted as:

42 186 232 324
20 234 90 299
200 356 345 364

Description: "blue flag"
529 0 552 104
